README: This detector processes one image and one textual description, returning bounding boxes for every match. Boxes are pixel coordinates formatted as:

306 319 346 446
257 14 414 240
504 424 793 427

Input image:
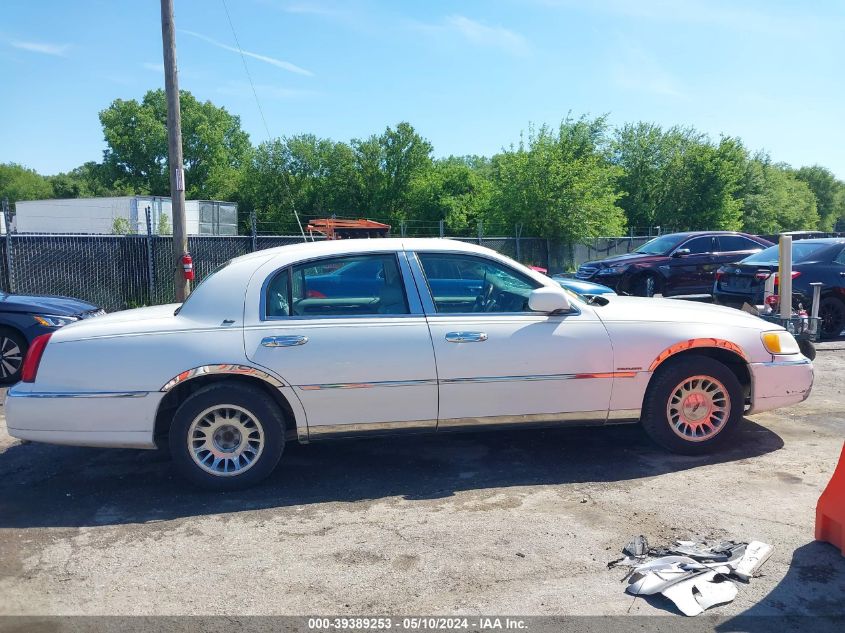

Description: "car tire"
819 296 845 339
0 328 28 384
168 382 285 490
632 273 661 298
798 339 817 361
641 355 744 455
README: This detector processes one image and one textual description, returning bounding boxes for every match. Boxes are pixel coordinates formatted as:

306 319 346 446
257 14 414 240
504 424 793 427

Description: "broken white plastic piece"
661 571 738 616
733 541 773 581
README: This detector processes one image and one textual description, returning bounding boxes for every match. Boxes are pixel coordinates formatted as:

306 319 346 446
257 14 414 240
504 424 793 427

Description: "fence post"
251 211 258 252
477 221 483 245
439 219 445 238
145 207 155 303
400 221 407 238
514 223 522 262
2 198 14 293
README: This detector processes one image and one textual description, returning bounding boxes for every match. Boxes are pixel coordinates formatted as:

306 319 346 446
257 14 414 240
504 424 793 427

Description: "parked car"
552 275 617 300
6 239 812 490
713 238 845 338
0 292 103 383
576 232 773 297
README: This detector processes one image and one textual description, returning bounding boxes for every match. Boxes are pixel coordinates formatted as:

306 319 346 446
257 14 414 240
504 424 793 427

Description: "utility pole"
160 0 189 301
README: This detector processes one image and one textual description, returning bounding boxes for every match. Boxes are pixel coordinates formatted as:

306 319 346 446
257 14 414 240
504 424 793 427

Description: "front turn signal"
762 331 800 355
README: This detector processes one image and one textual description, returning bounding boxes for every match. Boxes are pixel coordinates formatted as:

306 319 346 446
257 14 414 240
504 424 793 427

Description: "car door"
665 236 717 294
712 235 766 274
409 251 615 428
243 251 438 437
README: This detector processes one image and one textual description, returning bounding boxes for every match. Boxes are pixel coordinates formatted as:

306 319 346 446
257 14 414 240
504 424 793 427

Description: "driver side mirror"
528 287 571 313
672 248 691 258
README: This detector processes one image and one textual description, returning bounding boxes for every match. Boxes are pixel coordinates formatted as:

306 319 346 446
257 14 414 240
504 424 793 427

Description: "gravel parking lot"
1 344 843 620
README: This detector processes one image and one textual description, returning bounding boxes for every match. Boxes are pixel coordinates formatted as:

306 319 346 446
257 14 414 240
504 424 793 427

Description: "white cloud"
180 29 313 76
10 40 69 56
217 81 318 100
142 62 164 73
611 46 688 100
412 15 530 56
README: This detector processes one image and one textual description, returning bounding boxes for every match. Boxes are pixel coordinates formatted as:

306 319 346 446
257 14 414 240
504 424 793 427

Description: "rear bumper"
747 356 814 415
4 386 162 449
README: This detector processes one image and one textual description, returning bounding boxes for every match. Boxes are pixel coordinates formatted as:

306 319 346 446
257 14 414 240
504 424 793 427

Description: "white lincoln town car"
6 239 813 489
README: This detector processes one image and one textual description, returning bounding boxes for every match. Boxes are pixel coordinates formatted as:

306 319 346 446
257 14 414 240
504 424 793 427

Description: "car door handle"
445 331 488 343
261 335 308 348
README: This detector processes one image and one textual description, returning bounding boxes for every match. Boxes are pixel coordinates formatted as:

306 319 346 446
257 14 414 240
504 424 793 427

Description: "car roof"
656 231 760 240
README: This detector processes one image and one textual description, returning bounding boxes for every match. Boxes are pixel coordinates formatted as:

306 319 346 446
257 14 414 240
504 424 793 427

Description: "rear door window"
265 254 409 317
717 235 763 252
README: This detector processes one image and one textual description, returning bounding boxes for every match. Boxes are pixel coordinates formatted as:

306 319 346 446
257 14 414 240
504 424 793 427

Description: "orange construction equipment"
306 218 391 240
816 441 845 556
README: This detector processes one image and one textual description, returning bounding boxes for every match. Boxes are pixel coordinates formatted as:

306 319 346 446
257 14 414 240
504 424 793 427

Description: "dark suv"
575 232 773 297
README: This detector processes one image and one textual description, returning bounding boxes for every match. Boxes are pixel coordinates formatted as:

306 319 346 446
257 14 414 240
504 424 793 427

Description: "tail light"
21 332 52 383
765 294 779 307
755 271 772 280
715 271 724 281
773 271 801 286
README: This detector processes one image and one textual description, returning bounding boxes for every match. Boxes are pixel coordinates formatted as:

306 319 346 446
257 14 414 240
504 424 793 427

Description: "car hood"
0 292 99 315
582 252 667 267
593 295 769 329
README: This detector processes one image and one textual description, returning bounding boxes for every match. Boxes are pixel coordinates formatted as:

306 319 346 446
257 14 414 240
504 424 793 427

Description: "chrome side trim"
161 364 286 392
606 408 641 423
442 372 638 384
437 410 608 429
296 378 437 391
308 419 436 438
7 389 149 399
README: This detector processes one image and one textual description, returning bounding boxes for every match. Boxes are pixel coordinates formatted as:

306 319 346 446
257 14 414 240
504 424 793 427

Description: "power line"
219 0 306 240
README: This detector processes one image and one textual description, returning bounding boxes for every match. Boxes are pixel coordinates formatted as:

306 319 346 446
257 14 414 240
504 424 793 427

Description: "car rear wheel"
632 273 661 298
819 296 845 339
0 328 27 384
641 355 744 455
169 382 285 490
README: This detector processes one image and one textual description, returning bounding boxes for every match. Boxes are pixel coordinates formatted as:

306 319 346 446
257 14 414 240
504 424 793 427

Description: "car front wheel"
641 355 744 455
169 382 285 490
819 296 845 339
0 328 27 384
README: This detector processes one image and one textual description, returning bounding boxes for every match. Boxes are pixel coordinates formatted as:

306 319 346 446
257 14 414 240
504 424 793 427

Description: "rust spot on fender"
648 338 748 372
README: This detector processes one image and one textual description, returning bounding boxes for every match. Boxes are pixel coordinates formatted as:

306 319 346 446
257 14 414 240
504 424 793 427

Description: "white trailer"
12 196 238 235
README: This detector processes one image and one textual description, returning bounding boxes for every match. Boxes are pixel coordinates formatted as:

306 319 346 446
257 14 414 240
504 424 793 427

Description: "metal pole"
251 210 258 252
439 219 444 238
1 198 14 293
160 0 189 302
779 234 793 320
477 221 483 245
145 207 155 302
515 223 522 262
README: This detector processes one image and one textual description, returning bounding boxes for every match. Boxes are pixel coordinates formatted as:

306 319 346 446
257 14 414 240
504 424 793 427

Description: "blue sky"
2 0 844 177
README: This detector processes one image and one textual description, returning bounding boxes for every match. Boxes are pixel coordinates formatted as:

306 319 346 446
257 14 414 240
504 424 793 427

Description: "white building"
12 196 238 235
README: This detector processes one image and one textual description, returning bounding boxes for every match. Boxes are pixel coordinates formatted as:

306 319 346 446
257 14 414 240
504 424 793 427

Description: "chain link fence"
0 230 652 311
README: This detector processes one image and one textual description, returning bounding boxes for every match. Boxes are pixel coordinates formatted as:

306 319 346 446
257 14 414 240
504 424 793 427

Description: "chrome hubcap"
0 337 22 379
666 375 730 442
188 405 265 476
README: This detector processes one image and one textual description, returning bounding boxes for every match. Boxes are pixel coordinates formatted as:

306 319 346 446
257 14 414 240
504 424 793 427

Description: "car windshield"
742 242 832 265
634 235 682 255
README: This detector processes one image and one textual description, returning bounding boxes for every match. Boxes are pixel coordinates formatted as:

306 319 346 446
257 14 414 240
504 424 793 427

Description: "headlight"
597 265 628 276
33 314 79 328
762 331 800 355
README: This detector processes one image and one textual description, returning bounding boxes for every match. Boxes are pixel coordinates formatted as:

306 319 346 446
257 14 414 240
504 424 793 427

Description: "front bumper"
747 355 814 415
4 385 162 448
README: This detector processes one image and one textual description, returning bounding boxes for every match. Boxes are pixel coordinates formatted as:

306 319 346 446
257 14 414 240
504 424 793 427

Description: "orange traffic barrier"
816 441 845 556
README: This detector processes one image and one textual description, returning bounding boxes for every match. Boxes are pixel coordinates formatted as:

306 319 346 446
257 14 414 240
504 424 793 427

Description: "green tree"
407 157 492 234
99 89 251 199
793 165 845 231
0 163 53 202
741 155 819 233
490 117 626 242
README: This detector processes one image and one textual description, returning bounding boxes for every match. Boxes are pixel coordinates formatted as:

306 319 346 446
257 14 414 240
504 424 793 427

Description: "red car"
576 231 773 297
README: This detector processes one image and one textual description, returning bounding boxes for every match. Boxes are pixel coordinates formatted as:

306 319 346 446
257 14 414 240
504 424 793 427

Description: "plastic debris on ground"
608 536 773 616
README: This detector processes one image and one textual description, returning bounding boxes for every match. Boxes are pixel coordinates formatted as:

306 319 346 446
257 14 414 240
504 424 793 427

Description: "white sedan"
5 239 813 489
